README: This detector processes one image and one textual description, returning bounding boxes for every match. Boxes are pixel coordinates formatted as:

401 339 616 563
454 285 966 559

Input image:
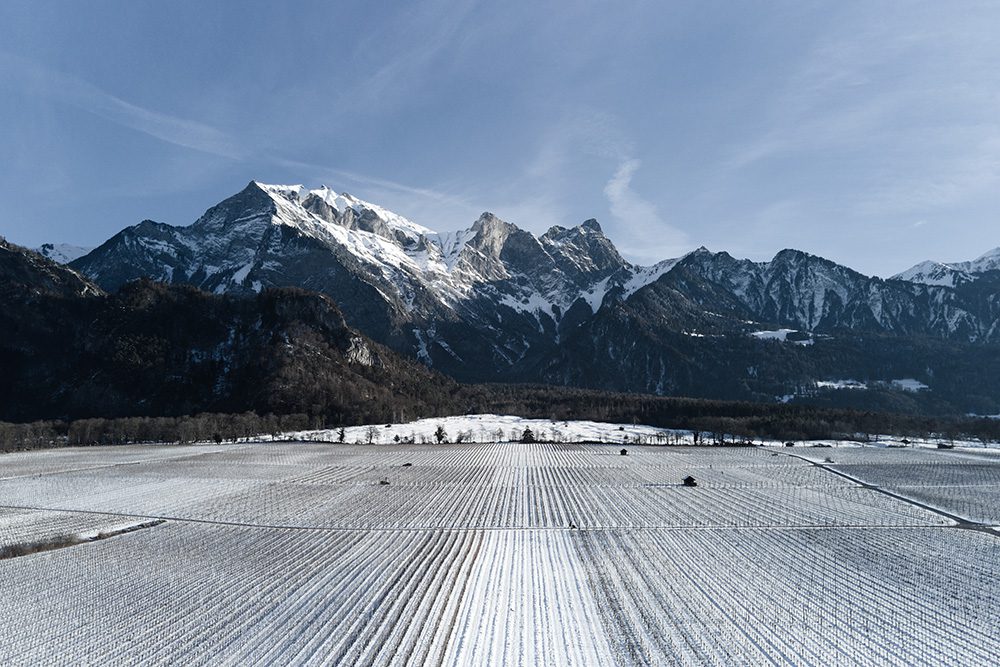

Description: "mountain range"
35 180 1000 414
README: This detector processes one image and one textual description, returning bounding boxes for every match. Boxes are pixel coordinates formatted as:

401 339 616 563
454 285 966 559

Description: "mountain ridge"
891 247 1000 287
61 181 1000 410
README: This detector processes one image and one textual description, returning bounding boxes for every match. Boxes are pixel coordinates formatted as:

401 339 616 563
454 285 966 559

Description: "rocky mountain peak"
191 181 279 231
251 181 303 201
892 246 1000 287
540 219 626 277
769 248 866 283
772 248 808 261
469 212 517 254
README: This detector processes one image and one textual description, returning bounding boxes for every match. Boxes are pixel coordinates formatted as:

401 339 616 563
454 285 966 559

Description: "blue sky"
2 1 999 275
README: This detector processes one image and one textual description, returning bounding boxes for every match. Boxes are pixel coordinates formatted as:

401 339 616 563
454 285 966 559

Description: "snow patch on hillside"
35 243 93 264
751 329 814 346
752 329 796 341
621 257 681 297
890 378 929 392
816 379 868 390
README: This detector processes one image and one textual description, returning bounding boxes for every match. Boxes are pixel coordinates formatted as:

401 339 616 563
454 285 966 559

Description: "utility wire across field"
781 452 1000 535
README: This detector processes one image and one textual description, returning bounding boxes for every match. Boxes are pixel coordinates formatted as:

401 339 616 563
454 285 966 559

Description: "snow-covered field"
289 414 690 445
1 431 998 665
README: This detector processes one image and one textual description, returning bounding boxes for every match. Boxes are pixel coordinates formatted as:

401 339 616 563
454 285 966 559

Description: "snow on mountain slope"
70 180 1000 397
289 414 688 445
677 248 858 331
199 183 679 316
622 257 683 296
970 247 1000 273
576 256 685 312
892 247 1000 286
34 243 93 264
2 239 102 298
306 185 435 241
892 260 973 287
265 183 688 317
71 181 689 376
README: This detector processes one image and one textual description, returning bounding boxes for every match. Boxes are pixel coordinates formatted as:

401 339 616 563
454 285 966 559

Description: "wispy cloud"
0 51 488 228
720 5 1000 219
459 109 693 262
0 52 247 160
483 110 633 232
604 159 688 261
342 0 479 112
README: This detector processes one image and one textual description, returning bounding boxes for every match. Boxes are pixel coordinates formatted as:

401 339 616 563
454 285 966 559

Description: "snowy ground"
286 413 996 451
750 328 814 345
1 432 998 665
288 414 691 445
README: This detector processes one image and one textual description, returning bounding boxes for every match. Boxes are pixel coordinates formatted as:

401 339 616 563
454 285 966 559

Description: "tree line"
3 386 1000 452
0 412 321 453
459 384 1000 444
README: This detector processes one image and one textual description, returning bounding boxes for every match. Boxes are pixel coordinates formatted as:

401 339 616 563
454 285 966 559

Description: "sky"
2 0 1000 276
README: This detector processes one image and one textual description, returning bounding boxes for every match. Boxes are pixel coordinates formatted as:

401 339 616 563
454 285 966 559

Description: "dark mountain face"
529 288 1000 413
63 183 1000 413
517 247 1000 412
658 247 1000 341
1 238 100 300
1 241 457 422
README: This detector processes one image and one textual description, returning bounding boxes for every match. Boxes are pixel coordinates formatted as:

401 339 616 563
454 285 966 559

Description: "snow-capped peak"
891 260 969 288
305 186 374 220
256 182 436 242
304 184 344 209
970 247 1000 272
254 181 304 200
89 179 702 334
891 246 1000 287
